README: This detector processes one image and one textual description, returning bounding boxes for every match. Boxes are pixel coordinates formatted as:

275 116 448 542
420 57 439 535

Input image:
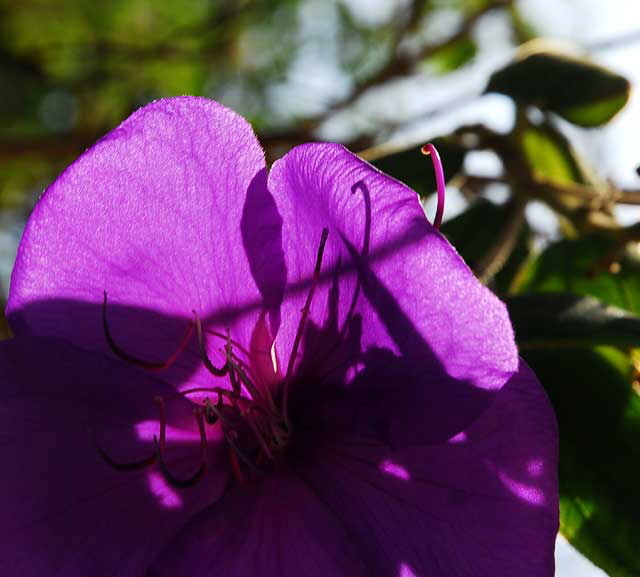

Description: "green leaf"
517 234 640 315
486 43 631 126
560 91 630 128
429 37 477 74
441 199 531 292
369 137 465 198
507 292 640 349
523 346 640 577
520 124 585 186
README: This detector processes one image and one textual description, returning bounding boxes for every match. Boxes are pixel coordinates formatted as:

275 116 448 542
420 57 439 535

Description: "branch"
0 133 98 161
310 0 513 127
619 189 640 205
474 196 527 285
0 126 322 164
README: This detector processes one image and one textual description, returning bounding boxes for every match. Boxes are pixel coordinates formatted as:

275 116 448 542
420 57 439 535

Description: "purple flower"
1 97 558 576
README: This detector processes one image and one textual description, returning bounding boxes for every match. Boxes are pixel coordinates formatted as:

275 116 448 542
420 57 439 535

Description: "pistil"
281 227 329 422
421 142 446 230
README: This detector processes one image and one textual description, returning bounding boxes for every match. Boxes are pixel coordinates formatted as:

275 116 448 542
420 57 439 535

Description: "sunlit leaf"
517 234 640 315
429 37 477 74
486 42 631 126
520 125 584 186
523 346 640 577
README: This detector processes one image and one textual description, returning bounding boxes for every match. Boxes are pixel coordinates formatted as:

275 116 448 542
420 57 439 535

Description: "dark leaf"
486 44 630 126
523 345 640 577
508 292 640 349
517 233 640 315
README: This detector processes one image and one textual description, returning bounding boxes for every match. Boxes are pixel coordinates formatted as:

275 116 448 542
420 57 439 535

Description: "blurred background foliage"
1 0 639 575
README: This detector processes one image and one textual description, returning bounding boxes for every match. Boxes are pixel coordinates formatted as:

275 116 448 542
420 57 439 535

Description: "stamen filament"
177 386 251 405
204 398 236 428
230 352 259 386
222 429 264 477
154 398 208 488
227 359 241 397
282 227 329 417
241 410 275 461
206 328 250 357
193 310 228 377
228 356 272 409
103 291 194 371
91 430 156 471
421 143 446 230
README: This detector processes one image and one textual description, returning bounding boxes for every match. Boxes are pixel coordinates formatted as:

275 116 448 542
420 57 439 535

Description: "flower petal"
149 471 372 577
269 143 518 443
296 359 559 577
0 336 228 577
7 97 283 392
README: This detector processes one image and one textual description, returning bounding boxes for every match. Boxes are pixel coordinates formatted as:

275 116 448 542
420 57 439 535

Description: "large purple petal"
0 336 228 577
268 143 518 443
7 97 280 393
296 359 559 577
149 471 372 577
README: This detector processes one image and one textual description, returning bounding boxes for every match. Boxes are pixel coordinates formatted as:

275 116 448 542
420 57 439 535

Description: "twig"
619 189 640 205
474 195 527 285
310 0 514 127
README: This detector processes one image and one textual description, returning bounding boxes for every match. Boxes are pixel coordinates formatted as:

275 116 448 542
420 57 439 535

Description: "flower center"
97 228 329 487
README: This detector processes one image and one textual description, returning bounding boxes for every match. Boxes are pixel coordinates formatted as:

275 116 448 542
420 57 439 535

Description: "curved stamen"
226 337 242 397
204 400 265 478
421 143 446 230
206 328 251 357
91 429 156 471
103 291 194 371
193 310 228 377
203 397 220 425
223 428 264 477
241 409 275 461
230 351 258 383
154 398 208 488
226 351 267 407
242 404 287 446
282 227 329 418
176 386 251 406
